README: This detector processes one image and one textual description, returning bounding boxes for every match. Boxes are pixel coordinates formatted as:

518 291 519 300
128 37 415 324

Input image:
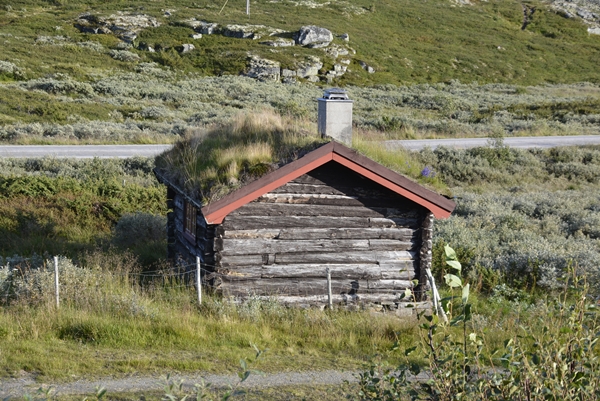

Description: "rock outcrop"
245 55 281 81
550 0 600 34
74 13 160 42
295 25 333 48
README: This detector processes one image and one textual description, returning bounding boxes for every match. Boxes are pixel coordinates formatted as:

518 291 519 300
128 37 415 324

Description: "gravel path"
0 370 359 398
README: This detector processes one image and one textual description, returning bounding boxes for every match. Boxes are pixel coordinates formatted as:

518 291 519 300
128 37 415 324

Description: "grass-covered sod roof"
154 111 450 204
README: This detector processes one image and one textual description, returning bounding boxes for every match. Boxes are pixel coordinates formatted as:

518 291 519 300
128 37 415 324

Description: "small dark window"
184 201 197 239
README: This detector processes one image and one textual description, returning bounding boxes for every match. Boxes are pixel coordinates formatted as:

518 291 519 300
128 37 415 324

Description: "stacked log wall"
213 164 428 307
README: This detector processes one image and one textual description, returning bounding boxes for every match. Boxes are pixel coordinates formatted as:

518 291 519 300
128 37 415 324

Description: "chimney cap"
322 88 349 100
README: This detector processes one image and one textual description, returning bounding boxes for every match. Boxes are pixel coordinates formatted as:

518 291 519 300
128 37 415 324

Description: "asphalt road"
1 136 600 158
385 134 600 151
0 144 173 158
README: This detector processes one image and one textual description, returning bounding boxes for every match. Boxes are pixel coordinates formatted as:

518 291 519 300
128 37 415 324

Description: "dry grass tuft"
155 110 326 203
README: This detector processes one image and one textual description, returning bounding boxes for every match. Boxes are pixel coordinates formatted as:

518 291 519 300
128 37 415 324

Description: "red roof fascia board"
201 141 455 224
202 143 335 224
331 153 451 218
330 142 455 218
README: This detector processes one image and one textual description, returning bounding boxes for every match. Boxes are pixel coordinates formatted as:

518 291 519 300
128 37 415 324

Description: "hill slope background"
2 0 600 142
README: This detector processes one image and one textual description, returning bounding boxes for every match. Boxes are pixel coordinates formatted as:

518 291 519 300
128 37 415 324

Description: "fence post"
54 256 60 309
196 256 202 306
326 267 332 309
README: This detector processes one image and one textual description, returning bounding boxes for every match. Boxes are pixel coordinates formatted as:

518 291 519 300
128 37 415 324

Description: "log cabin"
154 138 455 310
155 92 453 310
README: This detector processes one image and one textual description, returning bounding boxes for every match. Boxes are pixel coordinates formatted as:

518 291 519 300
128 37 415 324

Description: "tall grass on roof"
155 110 327 203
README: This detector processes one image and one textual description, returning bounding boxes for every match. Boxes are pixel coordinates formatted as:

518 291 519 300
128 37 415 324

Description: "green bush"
353 249 600 401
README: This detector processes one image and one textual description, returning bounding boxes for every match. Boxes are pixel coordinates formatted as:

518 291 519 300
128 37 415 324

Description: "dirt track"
0 370 359 398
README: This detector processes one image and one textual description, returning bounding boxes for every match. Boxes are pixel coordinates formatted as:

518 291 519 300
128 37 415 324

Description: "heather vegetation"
2 0 600 144
1 136 599 384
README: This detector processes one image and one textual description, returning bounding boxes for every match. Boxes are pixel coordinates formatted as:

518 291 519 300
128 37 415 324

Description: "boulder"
180 44 195 53
296 25 333 48
359 60 375 74
339 33 349 42
296 56 323 78
245 55 281 81
191 33 203 40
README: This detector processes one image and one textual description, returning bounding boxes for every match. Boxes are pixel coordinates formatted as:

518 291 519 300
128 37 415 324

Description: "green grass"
3 0 600 144
3 0 600 85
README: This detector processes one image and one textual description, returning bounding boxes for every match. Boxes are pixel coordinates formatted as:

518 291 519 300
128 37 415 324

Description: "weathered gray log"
217 263 415 280
221 229 281 239
220 278 365 296
270 183 347 195
367 279 414 290
256 193 365 206
217 238 415 256
219 278 412 296
217 253 266 267
225 293 427 305
232 202 420 219
274 250 417 264
222 215 420 230
378 262 417 279
222 227 416 240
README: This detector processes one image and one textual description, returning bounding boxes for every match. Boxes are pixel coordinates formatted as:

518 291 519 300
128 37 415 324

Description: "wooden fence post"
54 256 60 309
196 256 202 306
326 267 332 309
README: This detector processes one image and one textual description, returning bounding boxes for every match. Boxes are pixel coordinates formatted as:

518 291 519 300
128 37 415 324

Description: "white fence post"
196 256 202 306
54 256 60 309
326 267 332 309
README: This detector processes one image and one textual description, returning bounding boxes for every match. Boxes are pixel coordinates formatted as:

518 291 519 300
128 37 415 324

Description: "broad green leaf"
444 273 462 288
446 260 462 272
462 283 470 303
444 245 457 260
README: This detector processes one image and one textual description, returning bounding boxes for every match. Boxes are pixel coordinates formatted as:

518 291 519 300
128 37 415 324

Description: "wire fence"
0 255 425 311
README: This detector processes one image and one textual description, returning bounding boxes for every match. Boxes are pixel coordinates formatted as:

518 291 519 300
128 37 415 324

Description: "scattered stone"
179 18 204 30
281 69 297 77
245 55 281 81
222 24 262 39
296 56 323 78
180 44 195 53
359 60 375 74
306 75 320 83
325 63 348 82
260 38 295 47
589 27 600 34
339 33 349 41
198 21 219 35
577 8 596 20
191 33 203 40
323 44 349 59
295 25 333 48
164 11 172 17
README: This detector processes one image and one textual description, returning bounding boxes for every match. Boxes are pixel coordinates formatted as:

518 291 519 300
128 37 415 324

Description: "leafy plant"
353 246 600 401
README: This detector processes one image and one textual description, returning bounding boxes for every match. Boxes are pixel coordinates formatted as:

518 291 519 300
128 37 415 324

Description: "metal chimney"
318 88 353 146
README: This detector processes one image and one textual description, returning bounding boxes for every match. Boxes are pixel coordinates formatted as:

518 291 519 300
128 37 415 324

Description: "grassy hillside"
2 0 600 85
2 0 600 143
